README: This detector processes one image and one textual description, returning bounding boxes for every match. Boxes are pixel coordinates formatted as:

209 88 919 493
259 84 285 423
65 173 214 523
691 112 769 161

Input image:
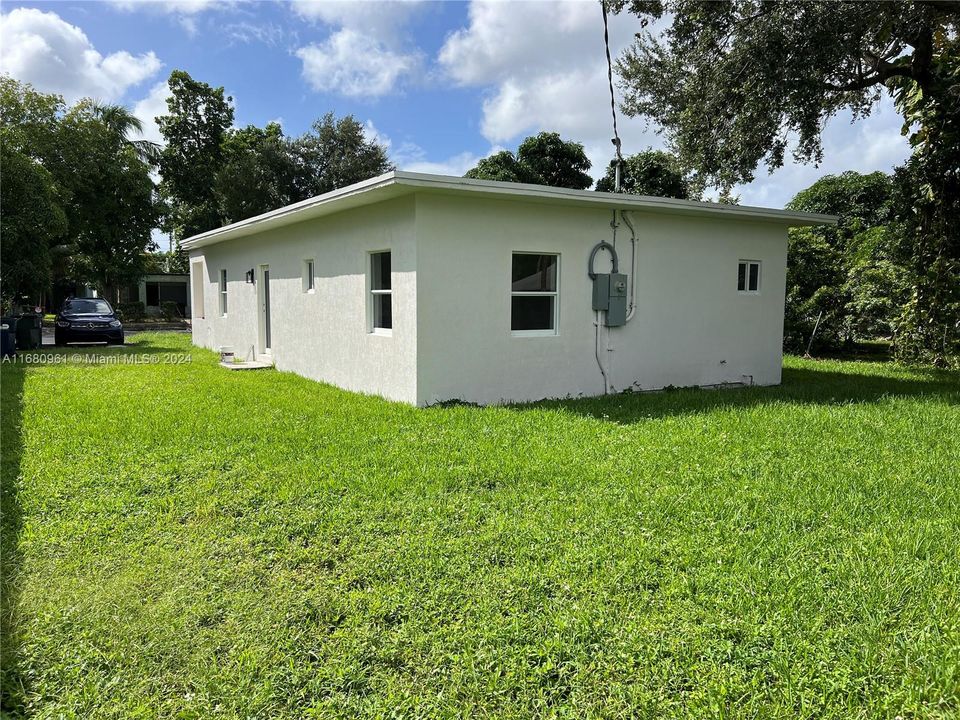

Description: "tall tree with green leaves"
56 99 159 303
783 171 901 350
611 0 960 362
516 132 593 190
0 77 67 306
465 132 593 189
157 70 234 241
215 122 298 223
595 150 691 198
290 112 393 200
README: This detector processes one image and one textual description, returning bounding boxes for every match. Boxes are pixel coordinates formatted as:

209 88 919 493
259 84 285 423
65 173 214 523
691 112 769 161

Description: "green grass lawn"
2 334 958 719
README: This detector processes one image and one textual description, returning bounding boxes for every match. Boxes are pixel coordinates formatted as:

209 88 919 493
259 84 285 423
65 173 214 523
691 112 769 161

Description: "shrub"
160 301 180 322
117 301 145 322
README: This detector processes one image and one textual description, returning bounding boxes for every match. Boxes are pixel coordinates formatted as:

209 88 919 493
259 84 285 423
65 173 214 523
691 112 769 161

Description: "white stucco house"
184 171 834 406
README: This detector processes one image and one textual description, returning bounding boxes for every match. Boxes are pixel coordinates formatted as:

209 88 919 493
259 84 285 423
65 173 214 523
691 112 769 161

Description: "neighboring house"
184 171 835 406
122 273 191 317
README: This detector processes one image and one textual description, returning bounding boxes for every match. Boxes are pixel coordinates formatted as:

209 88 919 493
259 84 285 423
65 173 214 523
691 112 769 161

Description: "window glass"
370 252 392 331
373 293 392 329
737 262 747 292
749 262 760 292
219 269 228 315
511 253 558 333
304 260 315 292
511 296 555 331
512 254 557 292
372 252 391 291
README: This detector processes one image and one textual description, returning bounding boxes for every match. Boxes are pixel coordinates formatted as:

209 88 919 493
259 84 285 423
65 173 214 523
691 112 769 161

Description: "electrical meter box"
592 273 627 327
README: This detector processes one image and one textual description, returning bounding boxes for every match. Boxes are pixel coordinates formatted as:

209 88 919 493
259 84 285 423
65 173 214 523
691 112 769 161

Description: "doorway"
257 264 271 354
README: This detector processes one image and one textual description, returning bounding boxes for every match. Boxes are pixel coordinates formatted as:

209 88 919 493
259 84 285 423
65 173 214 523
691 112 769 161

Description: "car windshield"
64 300 112 315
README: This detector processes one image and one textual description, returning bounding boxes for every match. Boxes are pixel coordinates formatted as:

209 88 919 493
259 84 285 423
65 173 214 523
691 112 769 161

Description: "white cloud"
290 0 424 45
110 0 228 12
0 7 162 103
108 0 236 37
400 150 486 176
292 0 424 98
438 1 664 180
296 29 419 98
131 80 169 145
362 121 486 176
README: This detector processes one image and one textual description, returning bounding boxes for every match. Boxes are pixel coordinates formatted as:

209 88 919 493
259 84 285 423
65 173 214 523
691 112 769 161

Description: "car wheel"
54 333 66 347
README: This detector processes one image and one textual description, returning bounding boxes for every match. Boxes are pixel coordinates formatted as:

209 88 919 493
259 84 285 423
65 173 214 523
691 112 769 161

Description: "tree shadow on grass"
1 361 27 716
521 361 960 425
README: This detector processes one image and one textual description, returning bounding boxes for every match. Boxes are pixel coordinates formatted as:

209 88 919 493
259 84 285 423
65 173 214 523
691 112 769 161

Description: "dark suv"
54 299 124 346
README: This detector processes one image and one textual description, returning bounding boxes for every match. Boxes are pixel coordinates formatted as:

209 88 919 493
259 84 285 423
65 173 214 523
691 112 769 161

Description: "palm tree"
90 101 160 164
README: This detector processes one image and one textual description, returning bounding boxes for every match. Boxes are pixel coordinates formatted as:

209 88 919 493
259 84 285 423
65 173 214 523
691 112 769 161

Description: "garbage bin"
0 317 16 358
15 314 42 350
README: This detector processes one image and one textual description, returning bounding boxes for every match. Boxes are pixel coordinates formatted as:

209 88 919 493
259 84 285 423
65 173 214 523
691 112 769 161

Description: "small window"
370 251 392 332
511 253 559 334
738 260 761 293
303 259 315 293
219 269 228 315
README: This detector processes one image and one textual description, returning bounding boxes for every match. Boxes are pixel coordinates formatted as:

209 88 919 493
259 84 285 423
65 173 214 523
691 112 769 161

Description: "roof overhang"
182 171 837 250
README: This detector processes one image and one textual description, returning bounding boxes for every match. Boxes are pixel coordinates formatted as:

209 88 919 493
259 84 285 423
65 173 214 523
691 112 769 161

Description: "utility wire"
601 0 623 190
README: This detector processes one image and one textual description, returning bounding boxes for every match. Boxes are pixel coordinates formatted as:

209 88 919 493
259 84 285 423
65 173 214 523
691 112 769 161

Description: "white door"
257 265 271 354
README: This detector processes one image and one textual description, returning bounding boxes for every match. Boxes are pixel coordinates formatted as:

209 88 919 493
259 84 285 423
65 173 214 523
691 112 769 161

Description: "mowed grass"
1 334 958 719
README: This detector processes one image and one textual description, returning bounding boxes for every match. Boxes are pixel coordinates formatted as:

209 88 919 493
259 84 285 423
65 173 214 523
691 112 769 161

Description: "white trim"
181 172 837 249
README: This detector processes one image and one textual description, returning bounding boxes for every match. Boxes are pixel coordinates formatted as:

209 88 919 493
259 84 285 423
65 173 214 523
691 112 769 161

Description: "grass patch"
2 333 958 718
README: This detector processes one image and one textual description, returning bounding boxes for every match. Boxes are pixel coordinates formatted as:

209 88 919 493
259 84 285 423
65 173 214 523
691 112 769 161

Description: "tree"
783 172 904 351
0 145 67 304
157 70 234 241
516 132 593 190
464 150 543 184
595 149 690 198
215 122 298 223
0 77 67 305
56 100 159 302
290 112 393 200
612 0 960 361
787 171 893 245
466 132 593 189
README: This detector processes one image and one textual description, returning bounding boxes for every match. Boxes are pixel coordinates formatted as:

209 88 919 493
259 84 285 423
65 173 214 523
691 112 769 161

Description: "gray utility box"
592 273 628 327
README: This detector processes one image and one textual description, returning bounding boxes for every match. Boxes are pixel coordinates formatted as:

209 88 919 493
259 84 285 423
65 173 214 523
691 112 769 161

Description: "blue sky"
2 0 912 210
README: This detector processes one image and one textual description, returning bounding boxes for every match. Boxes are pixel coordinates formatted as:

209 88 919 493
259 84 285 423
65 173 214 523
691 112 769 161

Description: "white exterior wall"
414 194 788 406
189 196 418 404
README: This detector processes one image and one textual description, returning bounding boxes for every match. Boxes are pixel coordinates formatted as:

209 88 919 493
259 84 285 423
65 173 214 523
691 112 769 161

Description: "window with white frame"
738 260 761 293
303 259 315 293
511 253 559 334
370 251 392 332
218 268 228 316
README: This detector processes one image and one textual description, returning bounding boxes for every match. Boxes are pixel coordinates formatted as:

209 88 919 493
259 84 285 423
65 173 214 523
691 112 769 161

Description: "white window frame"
510 251 560 337
303 258 315 293
218 268 228 316
738 260 761 294
368 250 392 336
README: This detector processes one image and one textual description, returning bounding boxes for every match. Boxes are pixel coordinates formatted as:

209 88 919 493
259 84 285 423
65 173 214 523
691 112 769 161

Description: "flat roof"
182 171 837 249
